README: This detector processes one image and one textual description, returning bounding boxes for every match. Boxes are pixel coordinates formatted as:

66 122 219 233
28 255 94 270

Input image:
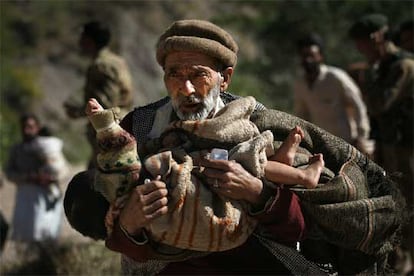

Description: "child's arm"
85 98 141 202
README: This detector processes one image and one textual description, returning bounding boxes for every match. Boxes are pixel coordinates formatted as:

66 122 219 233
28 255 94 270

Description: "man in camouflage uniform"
350 14 414 274
64 21 133 168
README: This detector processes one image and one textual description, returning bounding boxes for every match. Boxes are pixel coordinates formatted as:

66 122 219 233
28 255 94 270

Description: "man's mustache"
181 95 202 104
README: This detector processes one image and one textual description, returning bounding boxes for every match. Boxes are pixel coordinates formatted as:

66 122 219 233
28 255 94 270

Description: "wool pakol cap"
349 14 389 39
156 19 239 68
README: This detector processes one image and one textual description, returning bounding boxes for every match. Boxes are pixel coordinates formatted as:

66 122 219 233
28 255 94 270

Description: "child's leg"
264 153 324 189
270 126 304 166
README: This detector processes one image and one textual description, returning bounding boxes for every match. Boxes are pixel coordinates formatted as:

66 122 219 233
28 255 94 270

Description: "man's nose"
179 80 195 96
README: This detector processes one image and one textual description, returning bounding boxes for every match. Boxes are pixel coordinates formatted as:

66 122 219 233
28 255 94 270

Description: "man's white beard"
173 81 220 121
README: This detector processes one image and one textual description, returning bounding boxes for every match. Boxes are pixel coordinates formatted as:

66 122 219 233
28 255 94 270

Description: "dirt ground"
0 163 91 262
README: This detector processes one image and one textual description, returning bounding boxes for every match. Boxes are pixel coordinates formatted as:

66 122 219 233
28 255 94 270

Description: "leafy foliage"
0 62 43 164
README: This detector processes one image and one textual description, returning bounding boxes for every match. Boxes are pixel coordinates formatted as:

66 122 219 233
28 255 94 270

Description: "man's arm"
200 158 307 245
4 146 42 185
105 178 169 261
105 171 306 260
383 58 414 111
84 63 125 110
4 146 24 184
64 102 85 119
108 109 306 257
339 71 373 154
293 82 310 120
251 183 307 245
108 110 166 259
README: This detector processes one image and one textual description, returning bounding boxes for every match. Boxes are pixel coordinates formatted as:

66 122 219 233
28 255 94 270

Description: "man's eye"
195 71 208 77
192 72 209 81
167 73 182 80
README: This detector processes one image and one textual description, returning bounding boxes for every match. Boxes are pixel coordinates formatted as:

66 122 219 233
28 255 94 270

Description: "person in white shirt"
5 114 68 242
293 33 373 155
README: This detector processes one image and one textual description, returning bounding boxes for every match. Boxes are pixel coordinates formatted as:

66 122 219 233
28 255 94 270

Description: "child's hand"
85 98 104 116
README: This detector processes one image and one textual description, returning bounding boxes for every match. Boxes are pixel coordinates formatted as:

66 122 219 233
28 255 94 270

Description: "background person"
82 97 324 253
349 13 414 275
37 126 69 206
64 19 404 275
4 114 66 243
66 19 311 275
293 33 373 156
395 20 414 53
64 20 134 168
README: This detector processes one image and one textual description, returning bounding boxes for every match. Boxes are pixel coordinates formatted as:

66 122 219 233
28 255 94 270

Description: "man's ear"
220 67 234 92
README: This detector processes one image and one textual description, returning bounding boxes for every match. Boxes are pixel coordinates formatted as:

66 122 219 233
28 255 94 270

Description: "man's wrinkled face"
22 118 40 141
164 51 222 120
300 45 323 75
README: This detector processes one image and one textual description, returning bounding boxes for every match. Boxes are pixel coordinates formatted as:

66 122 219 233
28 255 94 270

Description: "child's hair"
63 170 109 240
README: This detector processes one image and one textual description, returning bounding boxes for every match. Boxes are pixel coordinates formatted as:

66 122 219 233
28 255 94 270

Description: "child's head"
64 170 109 240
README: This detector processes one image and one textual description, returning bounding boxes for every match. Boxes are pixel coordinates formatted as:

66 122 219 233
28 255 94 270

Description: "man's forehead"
164 51 218 69
25 118 39 126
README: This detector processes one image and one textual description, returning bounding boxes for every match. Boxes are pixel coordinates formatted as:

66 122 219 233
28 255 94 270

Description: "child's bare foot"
303 153 324 189
272 126 304 165
85 98 104 116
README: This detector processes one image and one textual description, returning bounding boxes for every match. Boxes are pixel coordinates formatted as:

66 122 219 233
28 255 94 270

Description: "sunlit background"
0 1 412 274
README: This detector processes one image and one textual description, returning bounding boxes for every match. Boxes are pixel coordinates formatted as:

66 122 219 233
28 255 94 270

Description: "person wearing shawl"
64 19 404 275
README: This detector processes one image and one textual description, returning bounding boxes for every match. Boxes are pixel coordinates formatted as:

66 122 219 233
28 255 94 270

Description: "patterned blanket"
93 97 274 252
92 95 403 260
251 109 404 256
142 96 272 252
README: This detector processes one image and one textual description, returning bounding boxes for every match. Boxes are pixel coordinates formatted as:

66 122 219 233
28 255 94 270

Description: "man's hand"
63 102 83 119
200 159 263 204
118 177 168 236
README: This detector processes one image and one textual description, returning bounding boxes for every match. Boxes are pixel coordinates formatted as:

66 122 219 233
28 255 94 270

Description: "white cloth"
293 64 370 143
12 184 62 241
5 136 67 242
35 136 69 179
